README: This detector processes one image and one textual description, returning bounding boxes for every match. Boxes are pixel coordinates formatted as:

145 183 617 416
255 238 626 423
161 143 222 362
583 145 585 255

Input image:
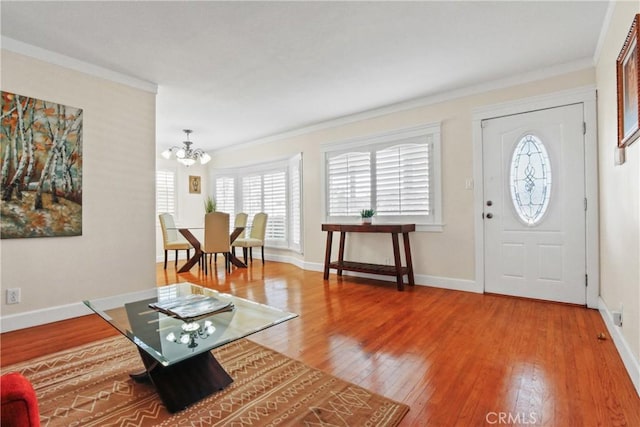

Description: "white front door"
482 104 586 304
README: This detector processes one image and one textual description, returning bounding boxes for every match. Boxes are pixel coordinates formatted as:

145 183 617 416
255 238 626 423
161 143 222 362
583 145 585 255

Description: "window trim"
320 123 443 232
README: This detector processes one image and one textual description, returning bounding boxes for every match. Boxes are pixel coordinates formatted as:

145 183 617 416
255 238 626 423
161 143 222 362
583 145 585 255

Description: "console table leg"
403 232 415 286
337 232 346 276
391 233 404 291
323 231 333 280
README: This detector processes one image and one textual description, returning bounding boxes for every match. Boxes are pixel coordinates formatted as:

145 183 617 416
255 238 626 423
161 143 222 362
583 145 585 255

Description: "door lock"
486 200 493 206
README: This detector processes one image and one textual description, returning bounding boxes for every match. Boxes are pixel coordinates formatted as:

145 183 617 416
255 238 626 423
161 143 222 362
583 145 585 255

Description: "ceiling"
1 1 609 152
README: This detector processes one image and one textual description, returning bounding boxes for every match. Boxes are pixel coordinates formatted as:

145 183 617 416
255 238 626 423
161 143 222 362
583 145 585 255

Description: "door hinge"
585 274 588 287
583 122 587 135
481 120 488 128
584 198 587 211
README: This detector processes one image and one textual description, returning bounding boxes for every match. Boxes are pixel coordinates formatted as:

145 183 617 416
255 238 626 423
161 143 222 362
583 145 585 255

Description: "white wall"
206 69 595 290
595 1 640 380
0 50 157 330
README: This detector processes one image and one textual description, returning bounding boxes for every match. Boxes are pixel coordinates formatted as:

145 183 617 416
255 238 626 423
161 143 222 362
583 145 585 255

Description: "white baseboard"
1 302 93 333
0 289 157 333
598 297 640 396
302 261 480 293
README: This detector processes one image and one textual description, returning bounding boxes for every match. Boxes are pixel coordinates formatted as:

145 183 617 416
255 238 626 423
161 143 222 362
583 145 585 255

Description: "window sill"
416 223 444 232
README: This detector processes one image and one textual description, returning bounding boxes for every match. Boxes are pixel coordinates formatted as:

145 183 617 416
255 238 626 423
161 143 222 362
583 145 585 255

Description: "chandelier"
161 129 211 166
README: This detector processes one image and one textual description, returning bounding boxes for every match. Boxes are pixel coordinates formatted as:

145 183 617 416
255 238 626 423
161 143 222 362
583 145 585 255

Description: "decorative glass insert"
510 134 552 225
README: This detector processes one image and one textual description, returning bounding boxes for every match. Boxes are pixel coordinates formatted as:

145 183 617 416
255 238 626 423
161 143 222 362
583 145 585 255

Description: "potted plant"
204 196 216 213
360 209 375 224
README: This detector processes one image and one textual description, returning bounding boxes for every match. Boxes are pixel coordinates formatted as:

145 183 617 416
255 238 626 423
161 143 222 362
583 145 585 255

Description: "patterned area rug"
2 336 409 426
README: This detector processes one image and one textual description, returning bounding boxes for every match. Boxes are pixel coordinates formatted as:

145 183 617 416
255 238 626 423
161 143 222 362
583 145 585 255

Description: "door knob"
486 213 493 219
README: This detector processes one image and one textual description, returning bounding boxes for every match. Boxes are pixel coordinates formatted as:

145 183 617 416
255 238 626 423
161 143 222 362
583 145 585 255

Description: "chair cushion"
232 238 263 248
165 241 192 250
1 372 40 427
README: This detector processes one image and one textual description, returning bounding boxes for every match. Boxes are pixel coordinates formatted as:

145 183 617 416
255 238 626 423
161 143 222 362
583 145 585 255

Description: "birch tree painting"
0 91 83 238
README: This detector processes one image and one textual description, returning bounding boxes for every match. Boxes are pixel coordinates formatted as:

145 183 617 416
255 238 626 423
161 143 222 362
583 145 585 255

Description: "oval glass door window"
510 134 552 225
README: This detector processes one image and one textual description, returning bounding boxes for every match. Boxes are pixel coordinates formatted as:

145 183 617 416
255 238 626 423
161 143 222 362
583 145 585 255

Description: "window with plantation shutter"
263 171 286 242
156 170 176 217
242 174 263 231
376 142 430 216
322 123 442 230
327 151 371 216
215 176 235 232
289 153 302 251
213 153 302 250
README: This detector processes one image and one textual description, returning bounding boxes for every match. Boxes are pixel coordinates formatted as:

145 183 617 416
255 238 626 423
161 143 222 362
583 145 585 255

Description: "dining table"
174 226 246 273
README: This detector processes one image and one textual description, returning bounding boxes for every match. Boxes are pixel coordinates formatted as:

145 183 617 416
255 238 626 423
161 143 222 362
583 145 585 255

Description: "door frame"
471 85 599 308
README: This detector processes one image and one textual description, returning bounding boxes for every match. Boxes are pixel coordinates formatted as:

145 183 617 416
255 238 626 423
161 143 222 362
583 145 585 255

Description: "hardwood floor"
2 261 639 426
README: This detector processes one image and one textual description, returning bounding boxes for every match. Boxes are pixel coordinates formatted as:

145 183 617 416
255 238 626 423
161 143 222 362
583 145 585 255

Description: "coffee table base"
134 348 233 413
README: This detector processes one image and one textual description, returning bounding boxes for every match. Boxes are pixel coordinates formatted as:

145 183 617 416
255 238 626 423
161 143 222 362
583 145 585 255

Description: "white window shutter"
289 154 302 251
215 176 235 215
263 171 286 242
156 170 175 216
376 143 430 216
242 175 263 232
327 151 371 216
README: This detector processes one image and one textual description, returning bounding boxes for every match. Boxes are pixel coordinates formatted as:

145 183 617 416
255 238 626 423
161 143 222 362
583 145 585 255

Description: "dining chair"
159 213 193 270
234 212 248 237
202 211 230 274
232 212 268 264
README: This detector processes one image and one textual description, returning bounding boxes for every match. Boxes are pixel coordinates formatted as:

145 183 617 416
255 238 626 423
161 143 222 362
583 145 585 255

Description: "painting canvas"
1 91 83 238
189 175 201 194
617 14 640 147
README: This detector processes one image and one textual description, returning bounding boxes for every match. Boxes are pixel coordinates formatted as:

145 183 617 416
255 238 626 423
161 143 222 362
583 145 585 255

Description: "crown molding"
593 0 616 65
1 37 158 94
214 57 595 154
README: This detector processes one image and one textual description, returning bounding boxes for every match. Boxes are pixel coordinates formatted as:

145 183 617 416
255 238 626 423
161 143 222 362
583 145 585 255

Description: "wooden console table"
321 223 416 291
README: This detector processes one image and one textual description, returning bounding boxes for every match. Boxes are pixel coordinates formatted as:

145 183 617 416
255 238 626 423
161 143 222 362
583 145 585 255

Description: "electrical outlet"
612 311 622 327
6 288 21 304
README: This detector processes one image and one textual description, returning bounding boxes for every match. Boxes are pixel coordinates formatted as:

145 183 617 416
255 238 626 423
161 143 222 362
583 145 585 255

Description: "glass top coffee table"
84 282 297 412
